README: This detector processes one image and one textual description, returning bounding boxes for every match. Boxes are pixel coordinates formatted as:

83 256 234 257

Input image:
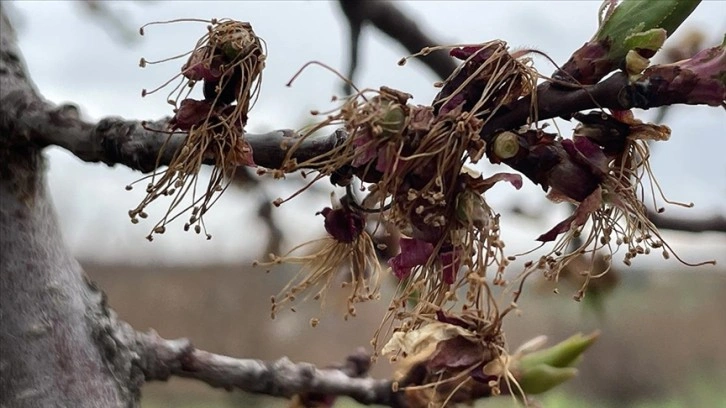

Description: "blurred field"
84 262 726 408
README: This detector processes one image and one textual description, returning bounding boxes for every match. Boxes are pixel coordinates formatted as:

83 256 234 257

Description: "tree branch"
337 0 458 91
5 4 723 238
6 99 345 173
480 69 724 140
647 210 726 233
11 70 706 175
133 330 400 406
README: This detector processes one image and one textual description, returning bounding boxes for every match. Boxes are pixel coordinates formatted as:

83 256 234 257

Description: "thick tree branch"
480 70 724 140
4 100 345 173
132 330 401 406
11 70 708 175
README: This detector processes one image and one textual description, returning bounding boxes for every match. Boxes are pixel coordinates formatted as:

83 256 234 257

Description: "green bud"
625 49 651 78
622 29 668 55
455 189 490 230
519 331 600 370
517 364 578 395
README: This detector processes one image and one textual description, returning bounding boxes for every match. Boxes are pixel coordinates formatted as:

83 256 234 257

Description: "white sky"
6 1 726 267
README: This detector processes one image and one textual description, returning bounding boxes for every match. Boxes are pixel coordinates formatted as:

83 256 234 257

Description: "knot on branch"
135 330 194 381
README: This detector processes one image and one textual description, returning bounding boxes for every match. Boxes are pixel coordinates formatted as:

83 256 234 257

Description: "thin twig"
134 330 402 406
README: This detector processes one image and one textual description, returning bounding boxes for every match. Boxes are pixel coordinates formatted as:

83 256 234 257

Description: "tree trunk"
0 10 141 408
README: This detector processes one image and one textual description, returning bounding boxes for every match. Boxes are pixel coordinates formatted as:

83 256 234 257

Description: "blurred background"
5 1 726 407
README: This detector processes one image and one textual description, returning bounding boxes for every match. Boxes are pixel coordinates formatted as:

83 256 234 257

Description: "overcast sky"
6 1 725 267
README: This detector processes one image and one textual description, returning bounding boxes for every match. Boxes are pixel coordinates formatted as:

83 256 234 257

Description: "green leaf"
622 29 668 53
597 0 701 60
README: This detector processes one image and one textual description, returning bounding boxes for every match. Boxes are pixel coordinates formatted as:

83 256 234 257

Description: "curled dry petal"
350 130 377 168
428 336 489 372
435 41 508 116
182 46 224 81
538 186 603 242
170 99 215 131
374 146 396 174
230 139 255 167
381 322 477 357
469 172 523 193
408 105 435 132
450 45 498 64
435 310 474 330
609 110 671 142
562 137 609 179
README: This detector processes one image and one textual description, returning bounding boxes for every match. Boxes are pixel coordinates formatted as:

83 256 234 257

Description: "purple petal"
537 187 602 242
388 238 434 280
318 207 366 244
170 99 214 131
481 172 523 192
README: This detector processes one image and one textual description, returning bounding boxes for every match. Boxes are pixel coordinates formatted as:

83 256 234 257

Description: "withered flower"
513 110 715 299
254 195 382 320
128 19 265 240
383 311 506 407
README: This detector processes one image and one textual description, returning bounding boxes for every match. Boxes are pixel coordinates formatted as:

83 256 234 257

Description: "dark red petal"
351 131 377 168
537 187 602 242
470 172 523 193
319 207 365 244
537 215 575 242
435 310 472 329
565 136 609 177
388 238 434 280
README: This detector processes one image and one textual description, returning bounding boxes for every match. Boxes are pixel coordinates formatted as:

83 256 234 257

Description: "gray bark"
0 9 143 408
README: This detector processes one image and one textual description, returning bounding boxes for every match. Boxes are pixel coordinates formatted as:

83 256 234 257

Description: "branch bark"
20 108 344 173
647 210 726 233
1 11 143 407
13 71 711 175
480 70 724 140
134 330 400 406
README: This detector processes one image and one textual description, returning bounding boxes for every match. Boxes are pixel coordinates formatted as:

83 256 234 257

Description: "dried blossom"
383 312 506 406
128 18 265 240
255 196 381 320
518 110 714 299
